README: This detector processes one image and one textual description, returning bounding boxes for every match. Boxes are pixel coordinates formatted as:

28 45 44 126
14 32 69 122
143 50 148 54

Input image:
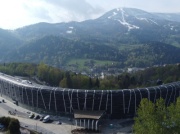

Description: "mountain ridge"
11 7 180 44
0 7 180 71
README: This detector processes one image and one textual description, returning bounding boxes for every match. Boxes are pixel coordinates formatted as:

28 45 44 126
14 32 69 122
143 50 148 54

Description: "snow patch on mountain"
136 17 149 22
113 12 117 16
117 8 139 31
108 12 118 19
168 24 174 30
66 30 72 34
136 17 159 25
148 19 159 25
117 19 139 31
66 26 74 34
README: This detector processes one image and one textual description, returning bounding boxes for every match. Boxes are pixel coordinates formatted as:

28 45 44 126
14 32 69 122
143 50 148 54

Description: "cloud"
19 0 104 26
43 0 95 14
21 1 52 21
86 0 180 13
41 0 104 21
0 0 180 29
117 0 180 13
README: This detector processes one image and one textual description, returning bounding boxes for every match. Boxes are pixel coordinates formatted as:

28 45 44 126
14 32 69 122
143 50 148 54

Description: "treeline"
0 63 100 89
100 63 180 89
0 63 180 89
37 62 100 89
133 64 180 86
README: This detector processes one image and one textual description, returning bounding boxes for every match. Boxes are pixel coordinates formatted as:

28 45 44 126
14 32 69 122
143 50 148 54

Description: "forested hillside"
4 35 180 71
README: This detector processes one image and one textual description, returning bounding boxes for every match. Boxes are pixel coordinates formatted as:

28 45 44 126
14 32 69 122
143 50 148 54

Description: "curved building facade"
0 73 180 119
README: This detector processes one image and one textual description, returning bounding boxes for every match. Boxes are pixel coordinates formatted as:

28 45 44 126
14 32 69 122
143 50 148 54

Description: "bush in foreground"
133 97 180 134
0 116 20 134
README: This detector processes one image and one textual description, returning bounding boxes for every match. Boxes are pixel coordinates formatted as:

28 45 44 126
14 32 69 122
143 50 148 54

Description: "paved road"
0 96 133 134
0 97 74 134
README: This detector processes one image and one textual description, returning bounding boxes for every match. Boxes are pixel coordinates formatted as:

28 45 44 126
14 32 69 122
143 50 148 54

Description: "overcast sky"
0 0 180 29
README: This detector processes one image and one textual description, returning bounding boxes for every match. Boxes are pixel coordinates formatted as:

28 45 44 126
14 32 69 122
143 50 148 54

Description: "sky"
0 0 180 29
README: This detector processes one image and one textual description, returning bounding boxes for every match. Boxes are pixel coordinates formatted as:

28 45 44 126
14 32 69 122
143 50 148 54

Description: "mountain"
14 8 180 43
155 13 180 22
0 29 22 61
0 8 180 71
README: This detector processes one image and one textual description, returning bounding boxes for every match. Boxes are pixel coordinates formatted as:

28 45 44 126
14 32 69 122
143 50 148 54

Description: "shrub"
0 117 20 134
